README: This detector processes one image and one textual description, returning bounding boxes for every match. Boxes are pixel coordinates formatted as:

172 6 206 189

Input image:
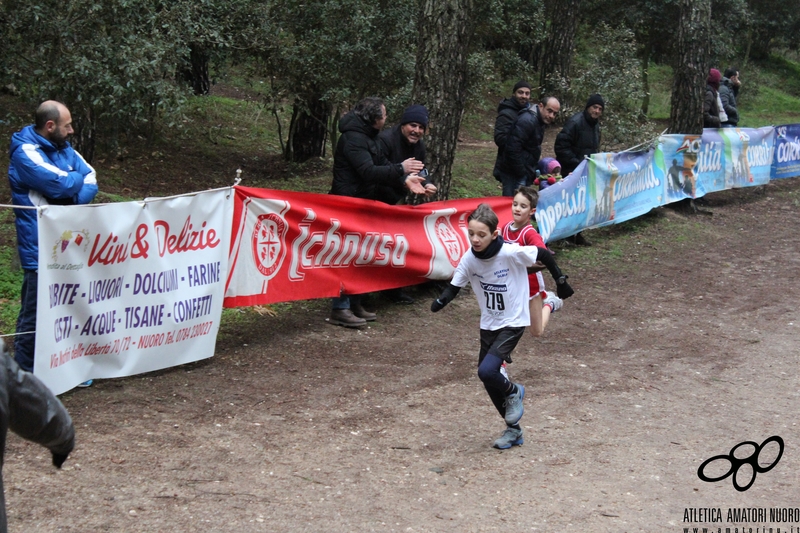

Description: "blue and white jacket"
8 125 98 270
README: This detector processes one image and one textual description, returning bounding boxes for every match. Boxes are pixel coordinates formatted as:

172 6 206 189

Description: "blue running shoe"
493 427 524 449
503 383 525 425
77 379 93 388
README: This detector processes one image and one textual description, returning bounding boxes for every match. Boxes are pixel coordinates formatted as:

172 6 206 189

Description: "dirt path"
4 179 800 533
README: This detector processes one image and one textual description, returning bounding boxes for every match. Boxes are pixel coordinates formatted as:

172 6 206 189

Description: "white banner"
35 189 233 394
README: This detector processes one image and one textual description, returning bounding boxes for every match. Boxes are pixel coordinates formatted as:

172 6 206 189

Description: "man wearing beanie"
328 97 426 327
375 104 436 305
492 80 532 196
555 93 604 246
704 68 723 128
376 104 437 205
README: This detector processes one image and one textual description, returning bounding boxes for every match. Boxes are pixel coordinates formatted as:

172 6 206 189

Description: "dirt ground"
2 168 798 532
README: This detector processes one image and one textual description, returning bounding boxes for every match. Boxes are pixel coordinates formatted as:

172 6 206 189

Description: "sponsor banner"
534 159 590 242
36 189 232 394
223 187 511 307
660 127 774 197
538 128 775 242
772 123 800 179
535 149 662 242
720 126 774 187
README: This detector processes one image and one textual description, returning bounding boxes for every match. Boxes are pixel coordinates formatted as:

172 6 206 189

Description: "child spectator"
431 204 573 449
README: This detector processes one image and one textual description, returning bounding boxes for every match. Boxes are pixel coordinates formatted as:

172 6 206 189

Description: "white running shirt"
451 242 538 331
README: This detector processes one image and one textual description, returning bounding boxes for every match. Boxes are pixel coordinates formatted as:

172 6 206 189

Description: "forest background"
0 0 799 336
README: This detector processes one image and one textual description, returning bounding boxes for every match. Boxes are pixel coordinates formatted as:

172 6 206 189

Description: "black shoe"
387 288 415 305
570 232 592 246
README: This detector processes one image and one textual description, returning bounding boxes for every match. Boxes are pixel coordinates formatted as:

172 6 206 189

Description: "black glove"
431 298 445 312
556 276 574 299
52 452 70 469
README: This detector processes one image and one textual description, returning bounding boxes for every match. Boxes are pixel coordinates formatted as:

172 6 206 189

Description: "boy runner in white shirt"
431 204 573 449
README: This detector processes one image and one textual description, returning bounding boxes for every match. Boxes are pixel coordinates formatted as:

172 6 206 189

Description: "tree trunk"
640 38 652 118
668 0 710 135
182 44 210 96
286 95 330 163
411 0 474 201
70 106 96 163
538 0 581 102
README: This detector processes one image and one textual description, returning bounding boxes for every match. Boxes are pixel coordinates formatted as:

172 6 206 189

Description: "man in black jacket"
555 93 604 246
555 93 603 177
501 95 561 196
375 104 437 304
375 104 437 205
328 97 425 327
492 81 532 196
719 68 742 127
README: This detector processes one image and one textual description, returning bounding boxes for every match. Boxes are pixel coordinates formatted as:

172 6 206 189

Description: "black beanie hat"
401 104 429 127
585 93 605 109
513 80 531 93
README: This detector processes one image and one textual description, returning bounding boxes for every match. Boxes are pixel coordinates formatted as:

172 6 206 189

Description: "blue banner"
772 124 800 179
536 127 778 242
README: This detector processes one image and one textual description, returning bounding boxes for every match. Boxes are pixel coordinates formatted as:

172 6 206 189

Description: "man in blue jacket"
8 101 98 375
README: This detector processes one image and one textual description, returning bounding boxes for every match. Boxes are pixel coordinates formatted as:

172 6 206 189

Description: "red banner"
223 186 511 307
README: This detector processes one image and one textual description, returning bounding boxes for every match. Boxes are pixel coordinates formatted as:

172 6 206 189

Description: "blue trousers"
14 269 38 372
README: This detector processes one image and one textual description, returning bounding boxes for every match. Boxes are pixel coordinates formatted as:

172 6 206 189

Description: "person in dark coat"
555 93 604 246
492 81 532 196
501 96 561 196
328 97 425 327
555 93 603 177
704 69 723 128
375 104 436 205
0 339 75 532
719 67 742 127
375 104 437 305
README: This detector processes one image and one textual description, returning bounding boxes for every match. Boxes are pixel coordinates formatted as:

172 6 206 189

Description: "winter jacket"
492 97 529 182
719 78 739 126
554 110 601 176
0 348 75 532
8 125 98 270
502 105 546 185
703 85 722 128
375 124 430 205
329 111 405 200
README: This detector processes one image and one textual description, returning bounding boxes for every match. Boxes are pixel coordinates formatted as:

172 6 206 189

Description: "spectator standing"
493 81 532 196
8 101 98 382
501 96 561 196
555 93 604 246
328 97 425 327
376 104 437 305
375 104 437 205
0 339 75 531
704 69 723 128
719 67 742 128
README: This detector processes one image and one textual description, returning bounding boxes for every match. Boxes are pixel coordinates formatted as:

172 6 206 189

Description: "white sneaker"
543 291 563 313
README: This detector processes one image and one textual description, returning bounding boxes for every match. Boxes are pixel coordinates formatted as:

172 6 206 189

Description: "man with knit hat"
493 80 532 196
555 93 604 246
376 104 437 205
